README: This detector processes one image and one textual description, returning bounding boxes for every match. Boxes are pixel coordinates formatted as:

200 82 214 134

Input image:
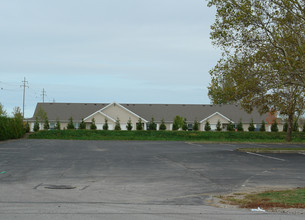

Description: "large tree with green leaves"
207 0 305 142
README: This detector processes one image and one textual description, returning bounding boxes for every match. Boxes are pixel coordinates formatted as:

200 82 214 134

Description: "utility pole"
41 88 46 103
20 77 29 120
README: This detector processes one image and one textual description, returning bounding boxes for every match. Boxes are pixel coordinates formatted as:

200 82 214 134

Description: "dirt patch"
206 186 305 214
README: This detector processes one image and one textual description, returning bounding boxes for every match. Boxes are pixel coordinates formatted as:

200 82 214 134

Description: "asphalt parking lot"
0 139 305 219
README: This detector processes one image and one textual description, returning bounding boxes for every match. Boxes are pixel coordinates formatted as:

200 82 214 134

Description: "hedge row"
28 130 305 142
0 116 25 141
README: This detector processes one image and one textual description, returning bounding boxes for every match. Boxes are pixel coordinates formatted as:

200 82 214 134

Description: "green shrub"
149 117 157 130
216 120 222 131
126 118 133 131
303 123 305 133
114 118 121 130
34 117 40 132
260 120 266 132
248 119 255 132
55 120 61 130
25 121 30 133
67 117 75 129
193 120 199 131
271 120 279 132
103 118 109 130
204 121 211 131
237 119 243 131
283 121 288 132
43 117 50 130
90 118 97 130
293 120 299 132
79 118 86 129
136 118 143 130
0 115 25 141
182 118 188 131
159 119 166 130
227 121 235 131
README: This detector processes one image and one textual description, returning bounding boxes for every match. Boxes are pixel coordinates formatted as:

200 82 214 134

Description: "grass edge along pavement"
218 187 305 210
237 147 305 153
28 130 305 142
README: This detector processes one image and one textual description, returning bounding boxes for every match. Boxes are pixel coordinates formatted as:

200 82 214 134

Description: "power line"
20 77 29 120
41 88 47 103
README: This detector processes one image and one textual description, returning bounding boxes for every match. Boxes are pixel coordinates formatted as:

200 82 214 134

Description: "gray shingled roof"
29 102 267 123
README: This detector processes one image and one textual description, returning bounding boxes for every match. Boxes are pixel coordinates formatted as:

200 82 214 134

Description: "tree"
34 117 40 132
303 123 305 133
173 115 183 131
126 118 133 131
43 117 50 130
36 107 48 124
216 120 222 131
159 119 167 130
55 119 61 130
227 121 234 131
182 118 188 131
207 0 305 142
114 117 121 130
103 118 109 130
12 107 24 137
79 118 86 129
260 120 266 132
149 117 157 130
0 103 7 117
67 117 75 129
248 119 255 132
193 119 199 131
237 119 244 131
90 118 97 130
271 120 279 132
136 118 143 130
204 121 211 131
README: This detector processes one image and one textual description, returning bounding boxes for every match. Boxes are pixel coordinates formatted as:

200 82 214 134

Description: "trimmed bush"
114 118 121 130
182 118 188 131
237 119 243 131
79 119 86 130
260 120 266 132
43 117 50 130
149 117 157 130
67 117 75 130
227 121 234 131
216 120 222 131
90 118 97 130
204 121 211 131
55 120 61 130
248 119 255 132
126 118 133 131
136 118 143 130
34 117 40 132
271 120 279 132
193 120 199 131
159 119 166 130
103 118 109 130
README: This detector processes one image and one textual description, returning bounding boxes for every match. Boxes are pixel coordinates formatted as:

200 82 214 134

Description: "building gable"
200 112 233 124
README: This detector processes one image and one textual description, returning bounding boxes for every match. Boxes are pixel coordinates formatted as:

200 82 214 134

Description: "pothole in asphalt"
44 184 76 190
33 183 89 190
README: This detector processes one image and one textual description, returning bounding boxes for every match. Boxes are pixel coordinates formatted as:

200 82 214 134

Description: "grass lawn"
28 130 305 142
220 188 305 209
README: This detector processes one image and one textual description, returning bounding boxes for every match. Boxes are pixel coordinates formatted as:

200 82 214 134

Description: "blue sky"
0 0 220 118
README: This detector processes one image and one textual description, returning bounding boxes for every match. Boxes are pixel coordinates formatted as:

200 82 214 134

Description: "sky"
0 0 220 118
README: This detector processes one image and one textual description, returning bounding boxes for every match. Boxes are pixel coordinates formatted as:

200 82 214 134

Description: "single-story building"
27 102 283 132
